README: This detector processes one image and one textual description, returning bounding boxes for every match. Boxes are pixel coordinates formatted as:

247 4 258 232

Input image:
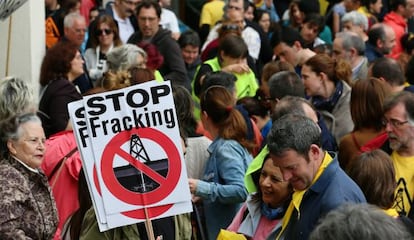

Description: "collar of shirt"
12 156 39 173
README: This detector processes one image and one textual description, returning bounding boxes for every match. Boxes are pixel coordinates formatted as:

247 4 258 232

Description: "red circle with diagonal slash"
93 163 174 219
101 127 181 206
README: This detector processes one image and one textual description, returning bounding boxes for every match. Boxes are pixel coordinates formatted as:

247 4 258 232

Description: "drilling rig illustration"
114 134 168 193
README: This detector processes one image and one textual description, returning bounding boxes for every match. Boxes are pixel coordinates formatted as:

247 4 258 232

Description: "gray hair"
0 113 42 158
107 44 147 71
383 91 414 125
64 12 85 28
267 114 321 158
0 76 36 120
335 31 366 56
341 11 369 32
310 203 413 240
272 96 314 122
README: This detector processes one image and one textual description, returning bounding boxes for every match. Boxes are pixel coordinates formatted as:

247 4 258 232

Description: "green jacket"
79 208 192 240
192 57 259 120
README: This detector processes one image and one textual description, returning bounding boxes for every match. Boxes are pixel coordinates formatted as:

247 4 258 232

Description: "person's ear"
201 110 209 119
319 72 328 81
7 140 17 155
293 41 302 50
251 115 259 123
308 144 321 161
349 47 357 58
376 38 383 49
219 50 225 60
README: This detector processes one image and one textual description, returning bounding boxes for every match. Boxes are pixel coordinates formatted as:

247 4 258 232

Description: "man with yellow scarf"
266 114 366 240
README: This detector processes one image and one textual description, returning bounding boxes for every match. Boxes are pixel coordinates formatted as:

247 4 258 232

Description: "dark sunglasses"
96 29 112 36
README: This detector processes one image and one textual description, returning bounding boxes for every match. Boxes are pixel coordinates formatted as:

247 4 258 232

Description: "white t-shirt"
202 22 261 60
160 8 180 34
112 6 135 43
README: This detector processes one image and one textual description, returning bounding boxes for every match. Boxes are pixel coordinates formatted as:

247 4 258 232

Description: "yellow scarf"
276 152 333 239
384 208 399 217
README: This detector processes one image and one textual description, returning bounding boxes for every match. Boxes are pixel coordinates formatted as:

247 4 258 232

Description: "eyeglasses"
96 28 112 36
382 118 409 129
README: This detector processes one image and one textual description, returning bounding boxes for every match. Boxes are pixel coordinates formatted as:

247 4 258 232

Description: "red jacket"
41 131 82 239
384 11 407 59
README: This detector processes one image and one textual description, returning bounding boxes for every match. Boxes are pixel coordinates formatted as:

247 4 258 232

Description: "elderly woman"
0 113 58 239
106 43 163 81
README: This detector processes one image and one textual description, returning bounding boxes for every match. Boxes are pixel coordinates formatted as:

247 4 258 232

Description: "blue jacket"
281 155 366 240
196 138 253 240
365 42 383 63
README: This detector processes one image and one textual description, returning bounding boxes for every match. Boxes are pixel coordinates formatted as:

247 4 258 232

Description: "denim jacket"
196 137 253 240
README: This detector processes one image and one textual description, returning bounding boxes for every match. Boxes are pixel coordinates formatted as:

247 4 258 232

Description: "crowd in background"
2 0 414 239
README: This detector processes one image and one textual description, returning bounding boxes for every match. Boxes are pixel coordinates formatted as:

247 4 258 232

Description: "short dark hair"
237 96 268 118
219 34 248 59
303 13 325 34
362 0 382 7
389 0 407 11
405 56 414 85
270 25 304 49
268 71 305 100
298 0 320 15
178 30 201 48
136 0 162 18
367 24 386 46
371 57 405 86
400 33 414 54
200 71 237 96
267 114 321 159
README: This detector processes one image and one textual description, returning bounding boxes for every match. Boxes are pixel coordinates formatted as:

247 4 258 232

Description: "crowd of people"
2 0 414 239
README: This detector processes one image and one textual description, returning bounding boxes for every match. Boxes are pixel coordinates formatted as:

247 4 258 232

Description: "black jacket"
128 28 190 91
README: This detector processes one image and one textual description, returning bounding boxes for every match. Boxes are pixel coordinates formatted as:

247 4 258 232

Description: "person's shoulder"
0 161 29 192
0 161 22 179
162 8 176 18
187 136 212 146
152 28 176 47
211 138 234 150
84 48 95 56
47 78 79 94
215 138 251 157
328 160 365 199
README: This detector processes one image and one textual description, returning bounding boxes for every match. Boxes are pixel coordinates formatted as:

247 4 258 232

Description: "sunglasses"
96 28 112 36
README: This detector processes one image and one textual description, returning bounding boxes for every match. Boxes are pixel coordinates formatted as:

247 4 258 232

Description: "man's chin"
389 141 401 151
